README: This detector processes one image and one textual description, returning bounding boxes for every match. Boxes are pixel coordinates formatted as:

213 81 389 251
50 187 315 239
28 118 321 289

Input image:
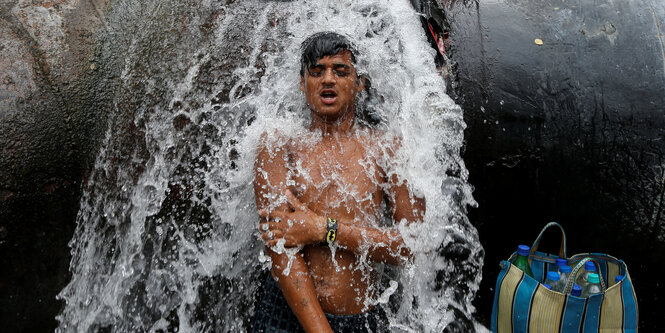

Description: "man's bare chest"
287 141 384 211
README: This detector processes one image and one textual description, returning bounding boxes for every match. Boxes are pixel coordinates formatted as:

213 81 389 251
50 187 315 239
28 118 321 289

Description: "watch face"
326 229 336 243
326 218 338 243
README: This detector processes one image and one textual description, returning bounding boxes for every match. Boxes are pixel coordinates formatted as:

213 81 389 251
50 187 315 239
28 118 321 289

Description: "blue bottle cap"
615 275 624 283
542 283 552 290
555 258 567 266
517 245 530 256
584 261 597 271
546 271 560 281
588 273 600 284
572 284 582 296
559 265 572 273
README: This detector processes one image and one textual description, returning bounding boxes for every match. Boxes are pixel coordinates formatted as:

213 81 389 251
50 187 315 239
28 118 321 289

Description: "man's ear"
300 75 305 92
357 74 366 92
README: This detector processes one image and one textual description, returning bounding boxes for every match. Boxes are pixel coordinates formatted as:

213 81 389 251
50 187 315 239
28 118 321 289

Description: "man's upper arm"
254 133 290 211
384 138 425 224
388 174 425 224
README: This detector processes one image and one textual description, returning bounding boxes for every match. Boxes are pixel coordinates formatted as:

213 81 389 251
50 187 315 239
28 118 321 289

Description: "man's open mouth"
320 90 338 105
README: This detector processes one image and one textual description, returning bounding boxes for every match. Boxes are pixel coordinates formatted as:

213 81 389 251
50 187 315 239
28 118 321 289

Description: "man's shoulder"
258 130 292 149
358 128 401 153
255 130 293 165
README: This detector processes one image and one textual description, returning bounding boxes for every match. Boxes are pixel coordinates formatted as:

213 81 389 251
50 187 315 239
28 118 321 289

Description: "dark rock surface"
430 0 664 330
0 0 110 331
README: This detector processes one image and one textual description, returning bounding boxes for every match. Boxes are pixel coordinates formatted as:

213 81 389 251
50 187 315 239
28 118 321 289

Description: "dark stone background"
0 0 111 331
1 0 664 331
427 0 665 330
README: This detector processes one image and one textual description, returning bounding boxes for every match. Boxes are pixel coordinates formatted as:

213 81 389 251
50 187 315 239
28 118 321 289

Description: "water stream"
57 1 484 331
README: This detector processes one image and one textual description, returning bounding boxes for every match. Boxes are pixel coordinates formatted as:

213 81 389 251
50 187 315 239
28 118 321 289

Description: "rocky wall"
0 1 110 331
436 0 665 330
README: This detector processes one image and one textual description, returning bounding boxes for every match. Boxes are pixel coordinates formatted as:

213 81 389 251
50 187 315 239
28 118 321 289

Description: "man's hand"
259 190 327 247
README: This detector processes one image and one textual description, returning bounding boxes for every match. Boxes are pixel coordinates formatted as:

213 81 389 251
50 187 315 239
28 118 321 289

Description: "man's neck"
309 108 355 136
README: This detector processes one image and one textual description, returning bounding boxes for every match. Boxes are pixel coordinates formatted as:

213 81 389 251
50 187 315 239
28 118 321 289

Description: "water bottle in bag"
581 273 603 298
571 284 582 297
514 245 534 278
544 271 562 292
575 261 597 289
558 265 572 287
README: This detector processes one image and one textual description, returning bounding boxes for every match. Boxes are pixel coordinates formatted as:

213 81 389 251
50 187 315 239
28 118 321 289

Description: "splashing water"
57 0 484 332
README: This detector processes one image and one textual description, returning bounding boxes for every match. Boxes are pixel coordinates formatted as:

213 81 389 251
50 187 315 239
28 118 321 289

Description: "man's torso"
286 130 388 314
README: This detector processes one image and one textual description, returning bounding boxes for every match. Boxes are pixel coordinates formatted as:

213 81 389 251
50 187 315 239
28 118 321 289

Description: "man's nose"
322 68 336 84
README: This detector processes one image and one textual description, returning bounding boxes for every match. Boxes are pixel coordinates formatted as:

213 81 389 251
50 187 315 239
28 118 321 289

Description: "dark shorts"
251 275 380 333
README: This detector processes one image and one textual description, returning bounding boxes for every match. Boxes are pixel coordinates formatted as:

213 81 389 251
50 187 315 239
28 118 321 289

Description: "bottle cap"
572 284 582 296
555 258 567 266
542 283 552 290
584 261 597 271
588 273 600 283
517 245 530 256
615 275 624 283
559 265 572 273
546 271 560 281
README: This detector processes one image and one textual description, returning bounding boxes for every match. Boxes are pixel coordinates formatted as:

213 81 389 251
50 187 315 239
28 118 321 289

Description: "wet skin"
287 133 385 314
254 51 425 332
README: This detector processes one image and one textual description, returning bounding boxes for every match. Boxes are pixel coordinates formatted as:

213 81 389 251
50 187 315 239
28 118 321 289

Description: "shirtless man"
251 32 425 332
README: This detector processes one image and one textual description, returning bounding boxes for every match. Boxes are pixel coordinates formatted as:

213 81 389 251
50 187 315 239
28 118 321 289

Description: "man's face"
300 50 364 121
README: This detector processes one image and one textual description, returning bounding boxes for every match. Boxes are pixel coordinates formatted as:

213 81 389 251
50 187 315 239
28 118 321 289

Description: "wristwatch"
326 217 338 245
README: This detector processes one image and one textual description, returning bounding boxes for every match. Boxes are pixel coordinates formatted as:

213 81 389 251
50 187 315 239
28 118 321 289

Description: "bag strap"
530 222 567 258
563 257 606 294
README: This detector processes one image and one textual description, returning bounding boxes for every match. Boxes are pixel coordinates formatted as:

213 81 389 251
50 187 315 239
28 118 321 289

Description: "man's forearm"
268 249 333 333
335 220 411 266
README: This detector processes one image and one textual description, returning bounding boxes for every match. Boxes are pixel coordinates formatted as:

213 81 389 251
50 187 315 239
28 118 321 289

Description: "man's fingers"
262 221 283 231
261 229 283 241
268 209 287 221
258 209 268 218
258 221 286 238
259 209 289 220
267 239 294 248
285 190 306 211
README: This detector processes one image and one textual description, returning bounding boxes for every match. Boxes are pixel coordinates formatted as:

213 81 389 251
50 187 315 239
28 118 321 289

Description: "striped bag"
491 222 639 332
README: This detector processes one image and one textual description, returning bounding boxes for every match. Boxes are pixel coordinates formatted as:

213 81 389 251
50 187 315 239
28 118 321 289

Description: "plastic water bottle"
555 258 567 268
581 273 603 298
575 261 597 289
542 284 552 290
544 271 562 292
571 284 582 297
558 265 572 287
514 245 534 278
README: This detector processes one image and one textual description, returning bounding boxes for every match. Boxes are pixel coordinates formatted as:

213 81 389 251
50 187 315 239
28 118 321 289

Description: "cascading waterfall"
57 0 484 332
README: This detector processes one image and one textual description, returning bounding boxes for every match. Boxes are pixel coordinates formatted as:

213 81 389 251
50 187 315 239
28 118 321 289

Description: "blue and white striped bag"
491 222 639 332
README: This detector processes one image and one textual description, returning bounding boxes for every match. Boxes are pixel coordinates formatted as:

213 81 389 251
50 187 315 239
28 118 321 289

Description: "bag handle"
562 257 606 294
530 222 567 258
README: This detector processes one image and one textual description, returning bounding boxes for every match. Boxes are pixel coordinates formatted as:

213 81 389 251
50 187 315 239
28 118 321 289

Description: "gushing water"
57 1 484 332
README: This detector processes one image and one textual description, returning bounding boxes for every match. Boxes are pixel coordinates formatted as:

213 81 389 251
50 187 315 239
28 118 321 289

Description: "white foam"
57 1 484 332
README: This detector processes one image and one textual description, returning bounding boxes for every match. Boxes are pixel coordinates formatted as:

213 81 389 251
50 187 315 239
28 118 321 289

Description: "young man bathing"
251 32 425 333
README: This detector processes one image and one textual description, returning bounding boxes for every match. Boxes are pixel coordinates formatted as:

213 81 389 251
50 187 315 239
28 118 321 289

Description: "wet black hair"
300 32 357 77
300 32 383 126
